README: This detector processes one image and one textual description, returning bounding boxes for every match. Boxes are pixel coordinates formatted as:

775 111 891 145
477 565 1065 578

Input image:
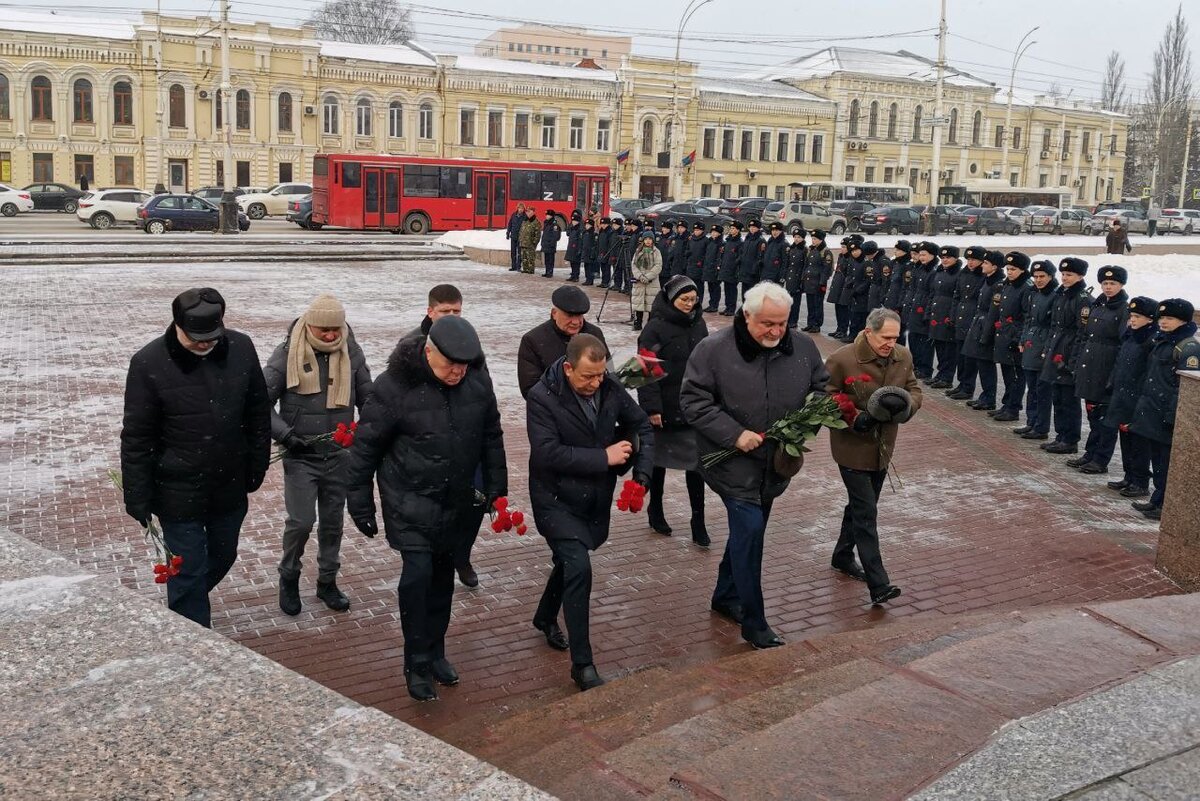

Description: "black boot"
647 466 671 535
279 575 301 616
685 470 709 547
633 311 644 331
316 580 350 612
405 663 438 701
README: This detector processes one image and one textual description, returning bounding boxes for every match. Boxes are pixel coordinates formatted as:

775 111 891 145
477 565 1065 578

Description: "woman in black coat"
638 275 711 546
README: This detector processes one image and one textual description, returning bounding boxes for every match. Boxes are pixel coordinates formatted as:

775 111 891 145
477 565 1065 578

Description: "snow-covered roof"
5 9 137 40
741 47 994 89
698 77 832 105
996 89 1129 119
451 55 616 82
319 40 436 68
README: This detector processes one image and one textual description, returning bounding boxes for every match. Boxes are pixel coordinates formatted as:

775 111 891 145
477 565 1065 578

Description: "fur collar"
164 324 229 372
733 310 794 362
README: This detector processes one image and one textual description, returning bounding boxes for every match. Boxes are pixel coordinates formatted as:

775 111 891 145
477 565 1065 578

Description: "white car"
1159 208 1200 234
0 184 35 217
76 189 153 229
236 183 312 219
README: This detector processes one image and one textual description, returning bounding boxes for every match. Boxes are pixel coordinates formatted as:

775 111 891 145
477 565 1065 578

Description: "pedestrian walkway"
0 259 1178 772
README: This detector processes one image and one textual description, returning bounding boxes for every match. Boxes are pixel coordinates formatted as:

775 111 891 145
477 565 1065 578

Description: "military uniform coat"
865 254 886 311
685 233 708 283
804 246 835 295
760 234 787 284
1074 291 1131 402
783 243 808 294
565 221 582 263
1038 282 1093 385
1130 322 1200 444
961 270 1006 361
702 235 723 283
669 233 689 280
718 234 743 282
885 256 908 311
926 261 962 343
992 276 1033 366
1019 279 1059 372
1102 324 1156 429
953 267 985 342
845 256 870 314
905 261 934 336
655 232 673 279
826 253 848 305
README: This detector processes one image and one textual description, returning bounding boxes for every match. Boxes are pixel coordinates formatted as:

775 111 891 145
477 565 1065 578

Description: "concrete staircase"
437 594 1200 801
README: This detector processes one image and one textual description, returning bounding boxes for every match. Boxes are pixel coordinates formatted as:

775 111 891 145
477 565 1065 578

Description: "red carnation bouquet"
484 495 528 535
615 348 666 389
616 480 646 513
270 421 358 464
108 469 182 584
701 391 849 469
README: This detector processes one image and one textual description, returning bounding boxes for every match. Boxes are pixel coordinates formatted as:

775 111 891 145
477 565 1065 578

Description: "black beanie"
664 274 698 303
1128 296 1159 319
1058 257 1089 276
1030 259 1056 277
1098 265 1128 285
1158 298 1196 322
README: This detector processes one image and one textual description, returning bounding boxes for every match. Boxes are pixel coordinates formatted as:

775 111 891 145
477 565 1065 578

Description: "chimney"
574 57 602 69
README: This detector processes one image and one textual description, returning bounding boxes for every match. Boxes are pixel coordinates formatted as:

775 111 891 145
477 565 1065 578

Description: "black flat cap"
428 315 482 364
552 285 591 314
172 287 226 342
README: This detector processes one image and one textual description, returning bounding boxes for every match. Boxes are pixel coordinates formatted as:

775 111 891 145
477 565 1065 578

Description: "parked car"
858 205 922 235
137 194 251 233
1085 208 1148 235
192 186 249 201
761 200 848 235
922 204 971 234
236 183 313 219
22 182 87 213
829 200 877 231
0 184 36 216
634 201 733 229
949 207 1022 235
75 189 153 229
610 198 653 221
1159 208 1200 234
1094 199 1145 215
287 195 318 229
718 197 773 225
1028 208 1090 235
687 198 724 210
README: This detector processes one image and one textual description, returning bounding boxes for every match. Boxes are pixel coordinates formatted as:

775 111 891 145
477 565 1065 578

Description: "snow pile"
1066 254 1200 306
438 228 565 251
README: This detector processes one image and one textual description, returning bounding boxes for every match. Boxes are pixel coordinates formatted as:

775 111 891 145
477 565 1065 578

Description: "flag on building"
682 150 696 167
616 148 631 163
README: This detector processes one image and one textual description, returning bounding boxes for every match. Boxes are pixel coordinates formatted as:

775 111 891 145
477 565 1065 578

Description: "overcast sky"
24 0 1200 102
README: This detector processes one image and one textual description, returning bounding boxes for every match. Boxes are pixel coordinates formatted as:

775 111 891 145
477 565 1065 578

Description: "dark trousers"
722 280 740 313
1082 403 1119 468
706 280 722 311
160 503 247 628
615 262 630 292
832 466 890 592
806 291 826 328
649 466 706 520
568 259 582 280
909 332 933 376
543 249 556 275
453 506 486 571
976 359 998 405
509 238 520 270
955 347 978 394
397 548 456 667
688 274 705 306
600 259 612 286
999 363 1025 413
1147 220 1159 237
849 307 868 336
713 496 775 635
279 454 348 583
933 338 957 383
1051 383 1082 444
1026 372 1051 431
1149 438 1172 508
1120 430 1152 489
788 293 803 328
834 303 850 334
535 538 594 667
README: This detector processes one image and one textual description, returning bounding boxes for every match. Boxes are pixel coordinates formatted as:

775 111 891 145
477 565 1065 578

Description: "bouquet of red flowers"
486 496 528 535
108 469 182 583
701 392 849 469
270 421 358 464
615 348 666 389
616 480 646 513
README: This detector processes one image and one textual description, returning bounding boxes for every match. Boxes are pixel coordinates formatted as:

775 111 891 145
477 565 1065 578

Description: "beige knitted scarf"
285 319 351 409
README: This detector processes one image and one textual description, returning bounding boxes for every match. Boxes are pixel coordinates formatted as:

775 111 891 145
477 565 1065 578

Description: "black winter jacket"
844 255 870 313
345 336 506 552
885 255 908 311
655 232 673 278
581 226 598 263
961 270 1006 361
702 235 723 282
1130 322 1200 444
637 292 709 428
597 226 617 266
760 233 787 283
783 243 807 294
804 246 835 296
1103 324 1156 429
827 252 848 306
926 261 962 343
718 234 742 282
1019 279 1059 371
669 232 689 279
685 233 708 281
1039 282 1092 385
526 357 654 550
120 326 271 523
517 317 608 399
865 253 886 311
739 234 765 284
541 219 562 250
992 274 1033 366
505 210 524 240
1074 290 1130 402
565 221 582 263
953 266 985 342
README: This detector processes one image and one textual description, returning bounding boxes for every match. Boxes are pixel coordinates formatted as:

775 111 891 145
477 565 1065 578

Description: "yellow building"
473 23 631 71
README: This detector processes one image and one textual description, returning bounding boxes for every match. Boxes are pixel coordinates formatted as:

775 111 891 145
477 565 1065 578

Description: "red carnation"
930 320 938 327
493 497 508 511
845 376 857 385
153 563 168 575
510 511 525 526
944 317 952 324
1119 423 1129 433
916 306 925 314
170 555 183 568
858 373 871 383
154 574 168 584
1086 402 1096 413
994 321 1002 330
1053 353 1064 364
1025 340 1033 348
1005 316 1014 323
617 497 629 511
516 524 528 536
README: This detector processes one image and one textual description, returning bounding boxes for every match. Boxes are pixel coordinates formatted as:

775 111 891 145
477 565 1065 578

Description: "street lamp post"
669 0 711 201
1000 26 1038 181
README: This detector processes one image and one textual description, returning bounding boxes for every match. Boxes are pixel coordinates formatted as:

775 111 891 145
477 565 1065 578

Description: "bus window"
364 170 379 212
541 171 572 201
404 165 440 197
511 169 541 200
439 167 471 198
384 171 399 214
342 162 361 188
313 157 328 177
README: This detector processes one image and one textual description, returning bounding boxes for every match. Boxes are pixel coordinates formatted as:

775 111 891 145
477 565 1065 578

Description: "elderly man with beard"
517 285 608 399
681 282 830 649
346 316 507 702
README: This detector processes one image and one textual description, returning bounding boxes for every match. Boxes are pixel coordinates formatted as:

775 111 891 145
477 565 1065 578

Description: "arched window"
912 104 923 142
0 74 8 120
848 99 860 136
887 103 898 140
235 89 250 131
971 109 982 145
277 92 292 133
948 108 959 143
418 102 433 139
322 95 339 135
388 101 403 138
664 120 673 152
31 76 53 121
113 81 133 125
356 98 372 137
215 88 223 128
868 101 879 138
168 83 185 128
73 78 93 123
641 118 654 155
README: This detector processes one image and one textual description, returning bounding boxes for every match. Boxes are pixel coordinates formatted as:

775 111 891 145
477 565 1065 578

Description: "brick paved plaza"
0 258 1179 746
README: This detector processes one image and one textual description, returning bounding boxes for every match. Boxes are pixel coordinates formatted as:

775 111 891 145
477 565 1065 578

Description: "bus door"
363 167 381 229
474 172 509 229
588 177 607 216
381 168 401 229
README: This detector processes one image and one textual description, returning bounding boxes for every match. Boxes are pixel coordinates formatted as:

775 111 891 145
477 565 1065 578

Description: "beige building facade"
474 24 630 71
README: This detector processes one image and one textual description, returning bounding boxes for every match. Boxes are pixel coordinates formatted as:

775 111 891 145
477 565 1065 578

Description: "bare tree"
1134 5 1194 206
308 0 414 45
1101 51 1128 112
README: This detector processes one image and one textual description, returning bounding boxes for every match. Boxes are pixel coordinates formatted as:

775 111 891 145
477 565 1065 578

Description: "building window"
508 43 514 52
168 84 185 128
114 155 134 186
848 99 860 137
773 185 785 201
277 92 292 133
664 121 673 152
569 116 584 150
1060 173 1068 186
737 183 750 196
700 183 711 197
541 114 556 148
740 130 752 160
235 89 250 131
1039 173 1048 188
386 101 402 138
994 125 1004 148
596 118 610 151
756 185 768 198
419 102 433 139
909 167 918 189
1062 130 1071 158
884 166 894 183
113 81 133 126
887 103 898 140
602 49 608 58
759 131 771 161
74 155 94 184
279 162 293 183
31 76 53 121
948 108 958 143
912 105 923 142
1011 171 1020 187
864 166 875 182
236 160 250 187
971 109 982 145
515 112 529 148
845 165 855 181
1110 134 1117 154
72 79 94 123
487 110 502 146
1082 130 1091 154
794 133 807 163
641 119 654 155
721 129 734 159
33 153 54 182
811 134 824 163
868 101 879 138
777 132 789 162
702 127 716 159
0 74 8 120
354 98 372 137
719 184 731 199
459 108 475 144
322 95 339 135
1042 128 1052 153
1014 127 1022 149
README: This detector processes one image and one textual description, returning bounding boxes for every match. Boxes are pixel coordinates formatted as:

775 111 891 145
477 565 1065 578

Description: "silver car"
1085 209 1148 235
1159 208 1200 234
1028 208 1090 235
760 200 848 235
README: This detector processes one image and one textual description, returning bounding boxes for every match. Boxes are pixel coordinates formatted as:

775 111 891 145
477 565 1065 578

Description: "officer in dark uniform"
1068 265 1130 474
564 209 583 281
947 246 986 399
864 240 886 314
655 221 674 281
906 242 937 379
991 251 1033 423
926 245 962 387
596 217 615 288
685 222 708 307
739 220 765 298
1102 296 1158 498
885 240 912 343
784 227 809 329
541 210 562 277
1015 260 1059 438
961 250 1006 410
841 238 868 342
1038 257 1091 454
670 219 689 289
615 218 637 294
718 221 744 316
516 285 608 399
827 235 855 339
702 223 724 312
802 229 834 333
581 217 598 285
760 221 787 284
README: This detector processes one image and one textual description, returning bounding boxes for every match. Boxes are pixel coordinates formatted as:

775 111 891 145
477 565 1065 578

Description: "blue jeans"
160 503 247 628
713 496 774 635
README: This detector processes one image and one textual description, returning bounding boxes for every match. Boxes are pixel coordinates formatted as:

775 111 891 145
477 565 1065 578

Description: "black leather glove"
282 432 316 456
632 471 651 489
852 412 879 433
878 394 910 417
246 471 265 493
126 505 151 527
353 516 379 538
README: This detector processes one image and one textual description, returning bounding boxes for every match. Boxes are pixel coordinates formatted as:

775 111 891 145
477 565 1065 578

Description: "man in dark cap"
1102 296 1158 499
347 316 507 701
596 217 616 288
1039 257 1091 453
946 246 987 400
962 250 1007 411
702 223 724 313
564 209 583 282
517 285 608 398
581 217 599 285
784 226 809 329
884 240 912 335
120 288 272 628
761 221 787 284
686 222 709 307
905 241 938 380
1068 265 1130 474
1015 260 1059 438
719 220 745 316
739 219 765 299
990 251 1033 423
655 220 675 281
840 237 868 342
926 245 962 388
670 219 690 290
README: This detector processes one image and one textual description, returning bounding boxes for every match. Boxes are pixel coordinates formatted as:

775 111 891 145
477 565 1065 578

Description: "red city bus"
311 153 611 234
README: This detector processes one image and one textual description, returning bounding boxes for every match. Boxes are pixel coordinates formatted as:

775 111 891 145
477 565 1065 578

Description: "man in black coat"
905 242 937 380
946 245 986 400
962 251 1007 411
1068 266 1130 474
1102 296 1158 498
581 218 599 285
718 221 744 316
926 245 962 388
760 221 787 284
842 239 869 342
505 202 527 272
596 217 616 288
541 210 562 278
120 288 272 628
1039 257 1091 454
1015 260 1058 436
346 316 507 701
990 251 1033 423
517 285 608 399
802 230 835 333
527 334 654 691
564 209 583 282
783 227 809 329
702 223 724 312
685 222 709 307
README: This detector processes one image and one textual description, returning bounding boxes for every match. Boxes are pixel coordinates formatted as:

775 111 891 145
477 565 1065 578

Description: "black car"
922 204 969 234
22 182 87 213
718 197 772 225
634 201 733 229
829 200 877 231
287 195 318 229
192 186 248 201
137 194 251 233
610 198 653 220
950 207 1022 235
858 206 922 235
